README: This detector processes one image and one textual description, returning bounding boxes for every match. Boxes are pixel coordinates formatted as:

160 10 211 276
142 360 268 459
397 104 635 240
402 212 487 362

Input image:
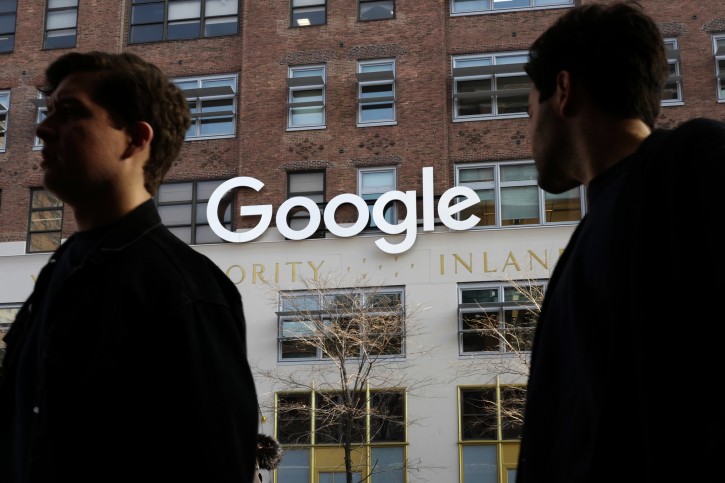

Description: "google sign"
207 167 481 254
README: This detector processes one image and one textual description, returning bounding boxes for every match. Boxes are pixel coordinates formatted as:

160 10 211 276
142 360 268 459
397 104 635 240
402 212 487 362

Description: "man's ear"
554 70 576 117
122 121 154 159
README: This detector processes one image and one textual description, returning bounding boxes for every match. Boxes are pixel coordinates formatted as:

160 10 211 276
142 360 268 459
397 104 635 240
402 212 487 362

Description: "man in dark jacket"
0 51 258 483
518 3 725 482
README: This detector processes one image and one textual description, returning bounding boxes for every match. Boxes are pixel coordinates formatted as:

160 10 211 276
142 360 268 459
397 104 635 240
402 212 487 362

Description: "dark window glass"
278 393 312 445
131 3 165 24
167 20 200 39
130 24 164 43
360 0 394 21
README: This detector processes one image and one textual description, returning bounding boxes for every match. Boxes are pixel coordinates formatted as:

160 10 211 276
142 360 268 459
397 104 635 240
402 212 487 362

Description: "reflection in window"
359 0 394 21
715 35 725 101
44 0 78 50
174 74 237 139
0 91 8 151
130 0 239 43
451 0 572 15
456 161 584 228
155 179 232 244
27 188 63 253
291 0 325 27
453 52 531 120
0 0 17 52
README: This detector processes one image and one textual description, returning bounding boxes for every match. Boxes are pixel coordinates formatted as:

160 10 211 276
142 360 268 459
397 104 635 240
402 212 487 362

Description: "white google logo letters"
207 167 481 254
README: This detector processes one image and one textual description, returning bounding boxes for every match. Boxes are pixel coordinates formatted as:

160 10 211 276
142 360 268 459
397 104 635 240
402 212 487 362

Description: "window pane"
291 106 323 126
46 10 76 29
200 116 233 135
463 445 497 483
48 0 77 8
168 20 200 39
28 232 61 253
131 3 164 24
277 394 312 444
292 7 325 27
501 186 538 225
130 24 163 43
158 204 192 225
0 13 15 32
361 103 394 122
195 224 226 244
205 0 238 16
360 1 394 21
461 389 498 439
168 0 201 20
167 226 192 244
462 288 498 304
544 188 581 222
361 170 394 194
0 0 17 14
370 447 404 483
0 34 14 52
452 0 489 13
204 15 237 36
158 182 192 202
493 0 529 9
30 209 63 231
277 448 310 483
290 172 324 193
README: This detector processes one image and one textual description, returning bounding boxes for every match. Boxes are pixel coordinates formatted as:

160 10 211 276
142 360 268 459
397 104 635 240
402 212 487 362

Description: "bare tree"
256 274 435 483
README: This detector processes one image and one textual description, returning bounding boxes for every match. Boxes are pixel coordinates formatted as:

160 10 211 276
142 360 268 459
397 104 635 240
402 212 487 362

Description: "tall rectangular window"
453 52 531 120
33 92 48 149
458 282 545 355
459 385 524 483
155 179 232 244
287 65 325 130
44 0 77 49
663 38 683 105
357 59 396 126
0 90 9 152
456 161 584 228
451 0 572 15
359 167 396 229
174 74 237 139
130 0 239 44
715 35 725 101
0 0 17 53
291 0 325 27
27 188 63 253
287 171 325 239
358 0 394 21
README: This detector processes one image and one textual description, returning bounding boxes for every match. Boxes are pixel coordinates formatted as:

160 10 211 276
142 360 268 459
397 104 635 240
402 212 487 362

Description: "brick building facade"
1 1 724 482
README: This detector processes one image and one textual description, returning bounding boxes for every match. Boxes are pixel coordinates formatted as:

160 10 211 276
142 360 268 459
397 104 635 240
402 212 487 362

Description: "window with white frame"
44 0 77 49
0 303 21 366
155 179 232 244
174 74 237 139
663 38 683 105
456 161 584 228
451 0 572 15
287 171 325 239
452 52 531 121
276 389 406 482
129 0 239 44
359 0 394 21
0 91 9 151
287 65 326 129
459 384 524 483
27 188 64 253
715 35 725 101
357 59 396 126
359 167 396 229
33 92 47 149
291 0 326 27
0 0 17 53
458 282 544 355
277 287 404 361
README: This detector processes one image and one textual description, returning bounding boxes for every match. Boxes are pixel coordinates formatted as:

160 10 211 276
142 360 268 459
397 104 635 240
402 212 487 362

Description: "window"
456 161 584 228
44 0 77 49
277 389 406 482
0 90 8 151
0 304 21 367
27 188 63 253
287 171 325 239
130 0 238 44
359 167 396 229
451 0 572 15
357 59 396 126
453 52 531 120
458 282 543 355
33 92 47 149
277 287 404 361
0 0 17 53
291 0 325 27
359 0 394 21
174 74 237 139
663 38 683 105
155 179 232 244
715 35 725 101
459 384 524 483
287 65 325 130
